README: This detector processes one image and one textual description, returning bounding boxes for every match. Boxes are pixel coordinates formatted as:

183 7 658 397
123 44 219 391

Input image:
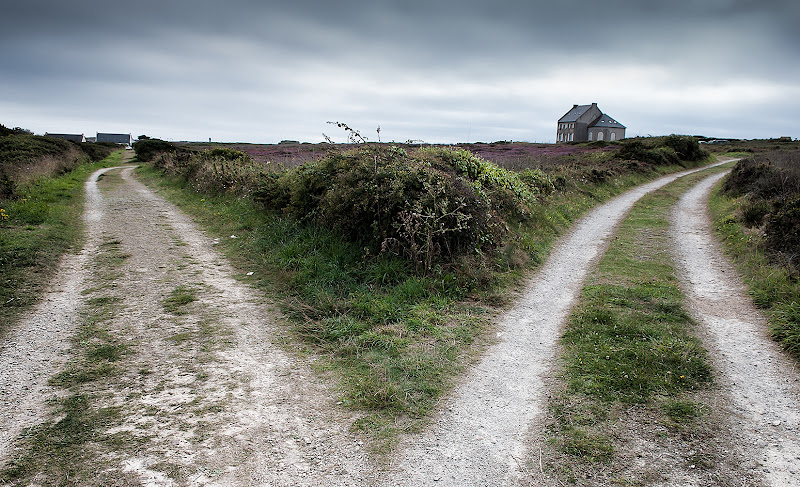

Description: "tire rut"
672 170 800 486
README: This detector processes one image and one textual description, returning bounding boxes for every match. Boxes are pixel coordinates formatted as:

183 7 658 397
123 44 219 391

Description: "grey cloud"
1 0 798 142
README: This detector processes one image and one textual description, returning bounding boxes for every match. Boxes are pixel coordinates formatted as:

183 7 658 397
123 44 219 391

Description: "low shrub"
722 152 800 263
617 136 708 167
132 138 177 162
766 197 800 255
152 147 267 196
255 145 547 272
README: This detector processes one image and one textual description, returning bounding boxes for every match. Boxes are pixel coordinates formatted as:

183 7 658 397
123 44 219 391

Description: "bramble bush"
145 136 709 275
255 145 553 272
151 146 270 196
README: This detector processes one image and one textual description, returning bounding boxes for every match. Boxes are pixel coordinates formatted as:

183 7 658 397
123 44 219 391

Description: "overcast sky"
1 0 797 144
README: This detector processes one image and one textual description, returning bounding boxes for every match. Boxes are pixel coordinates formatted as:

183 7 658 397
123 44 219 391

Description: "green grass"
162 285 199 315
0 393 123 485
545 162 733 482
134 157 713 449
709 180 800 360
0 150 125 336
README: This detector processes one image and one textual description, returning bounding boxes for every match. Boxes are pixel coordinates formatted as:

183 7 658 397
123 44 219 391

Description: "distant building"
45 133 85 143
556 103 626 143
97 133 133 145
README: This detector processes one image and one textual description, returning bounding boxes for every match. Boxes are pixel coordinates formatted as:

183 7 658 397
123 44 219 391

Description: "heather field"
178 141 620 171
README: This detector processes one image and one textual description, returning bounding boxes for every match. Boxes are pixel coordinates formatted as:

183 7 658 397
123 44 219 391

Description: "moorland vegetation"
134 132 712 443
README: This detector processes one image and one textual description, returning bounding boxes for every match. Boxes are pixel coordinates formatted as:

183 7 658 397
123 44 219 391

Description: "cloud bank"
1 0 797 142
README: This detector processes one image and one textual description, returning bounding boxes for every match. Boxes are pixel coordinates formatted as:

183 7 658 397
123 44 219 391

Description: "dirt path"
2 166 373 485
672 171 800 486
380 161 731 486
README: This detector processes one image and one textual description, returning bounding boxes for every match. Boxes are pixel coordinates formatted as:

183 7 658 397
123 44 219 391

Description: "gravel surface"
672 170 800 487
381 161 730 486
1 165 374 485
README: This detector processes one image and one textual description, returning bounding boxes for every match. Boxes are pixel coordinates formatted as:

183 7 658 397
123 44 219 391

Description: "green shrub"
617 136 707 167
662 135 707 161
132 138 176 162
254 146 543 272
78 142 116 162
152 148 263 196
740 200 771 227
0 134 76 166
0 133 113 197
722 154 800 266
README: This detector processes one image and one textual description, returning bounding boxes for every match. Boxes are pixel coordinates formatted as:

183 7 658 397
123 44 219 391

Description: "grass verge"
133 157 713 450
542 162 734 484
709 178 800 359
0 150 126 337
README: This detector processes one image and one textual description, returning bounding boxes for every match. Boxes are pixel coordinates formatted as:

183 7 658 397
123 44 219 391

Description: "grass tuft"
162 285 199 314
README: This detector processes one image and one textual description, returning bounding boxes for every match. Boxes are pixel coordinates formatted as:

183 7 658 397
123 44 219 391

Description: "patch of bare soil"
2 166 375 485
380 161 730 486
672 171 800 487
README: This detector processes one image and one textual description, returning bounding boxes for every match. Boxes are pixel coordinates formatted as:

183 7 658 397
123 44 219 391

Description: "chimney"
573 104 578 108
592 102 597 107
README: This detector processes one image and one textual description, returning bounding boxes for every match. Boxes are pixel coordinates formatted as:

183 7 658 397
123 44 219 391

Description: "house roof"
558 105 593 123
591 115 626 129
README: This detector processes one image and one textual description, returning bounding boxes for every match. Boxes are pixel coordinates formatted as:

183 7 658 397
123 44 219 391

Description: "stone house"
556 103 626 143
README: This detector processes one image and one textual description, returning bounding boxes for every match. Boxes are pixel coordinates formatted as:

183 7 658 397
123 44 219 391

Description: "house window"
610 132 616 141
598 132 604 141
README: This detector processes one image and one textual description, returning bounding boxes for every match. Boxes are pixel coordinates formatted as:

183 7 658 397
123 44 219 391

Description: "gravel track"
672 170 800 486
7 158 797 486
381 161 730 486
1 166 373 485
